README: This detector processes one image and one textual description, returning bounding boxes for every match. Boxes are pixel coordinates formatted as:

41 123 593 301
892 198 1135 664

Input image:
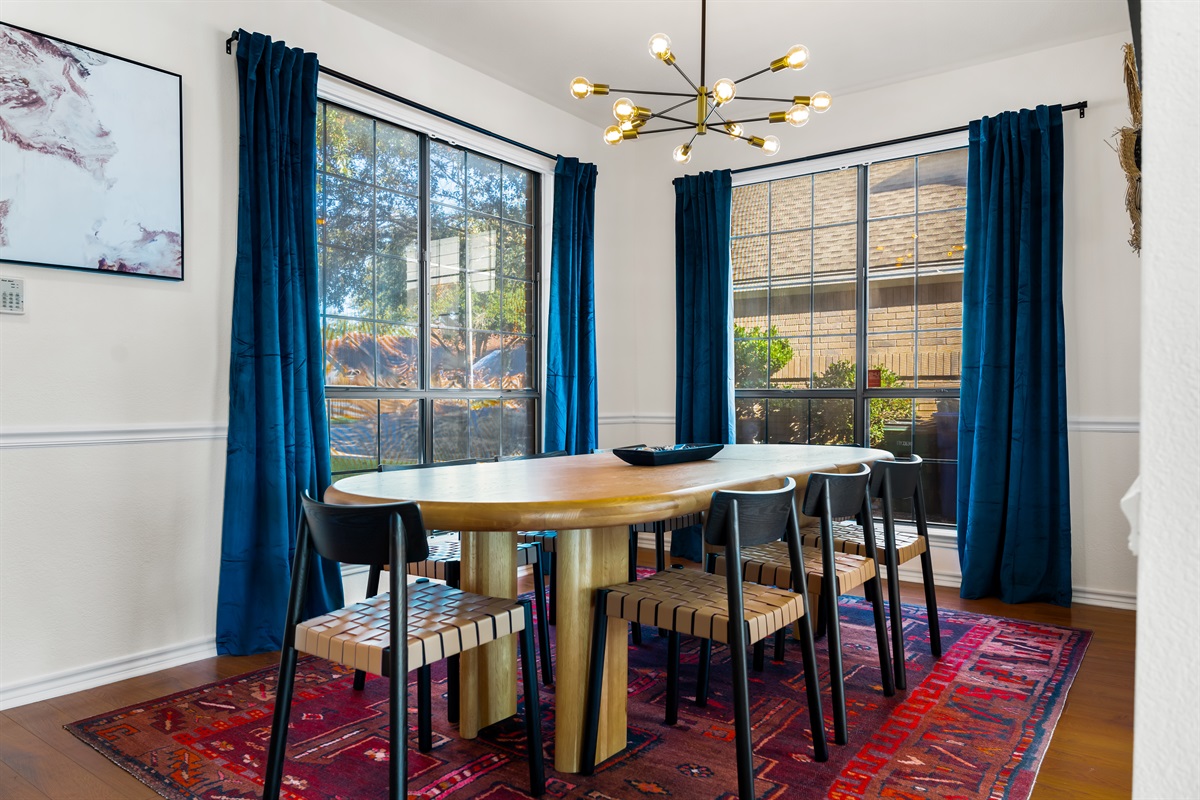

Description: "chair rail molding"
0 422 228 449
600 413 1139 434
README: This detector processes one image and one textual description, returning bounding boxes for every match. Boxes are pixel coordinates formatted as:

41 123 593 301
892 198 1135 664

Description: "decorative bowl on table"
611 443 724 466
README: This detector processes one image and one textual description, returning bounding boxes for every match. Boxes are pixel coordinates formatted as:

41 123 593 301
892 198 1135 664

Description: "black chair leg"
729 627 755 800
532 554 554 685
824 581 848 745
263 646 300 799
388 656 406 799
517 600 546 796
696 639 712 707
655 521 667 572
548 551 558 626
417 665 432 752
753 639 766 672
868 571 897 697
628 529 643 645
446 655 460 724
795 612 829 762
920 548 943 658
354 564 383 692
814 593 827 640
666 631 680 724
774 628 786 662
882 543 907 691
580 589 611 776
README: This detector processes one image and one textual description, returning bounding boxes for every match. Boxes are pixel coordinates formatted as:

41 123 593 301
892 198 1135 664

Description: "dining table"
326 443 891 773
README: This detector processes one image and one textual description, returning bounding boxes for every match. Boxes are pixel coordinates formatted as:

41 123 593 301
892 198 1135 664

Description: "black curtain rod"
730 101 1087 175
225 30 556 162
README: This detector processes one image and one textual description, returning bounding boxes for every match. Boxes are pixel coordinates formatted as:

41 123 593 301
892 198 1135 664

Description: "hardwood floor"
0 554 1134 799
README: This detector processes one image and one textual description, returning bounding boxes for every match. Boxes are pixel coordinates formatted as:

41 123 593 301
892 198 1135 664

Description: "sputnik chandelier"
569 0 832 163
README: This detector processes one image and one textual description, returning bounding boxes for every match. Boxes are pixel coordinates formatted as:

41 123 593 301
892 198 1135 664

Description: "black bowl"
612 443 724 466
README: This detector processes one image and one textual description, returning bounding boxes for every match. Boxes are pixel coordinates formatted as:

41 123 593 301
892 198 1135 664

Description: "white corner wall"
0 0 637 707
1132 2 1200 796
612 32 1141 608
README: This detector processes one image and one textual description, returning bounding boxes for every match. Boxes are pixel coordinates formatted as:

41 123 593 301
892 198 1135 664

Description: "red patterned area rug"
68 597 1089 800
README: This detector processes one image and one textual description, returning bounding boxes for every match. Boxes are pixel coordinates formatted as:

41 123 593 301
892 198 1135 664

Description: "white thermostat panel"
0 277 24 314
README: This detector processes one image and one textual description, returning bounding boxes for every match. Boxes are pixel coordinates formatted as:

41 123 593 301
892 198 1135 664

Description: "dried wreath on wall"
1114 43 1141 254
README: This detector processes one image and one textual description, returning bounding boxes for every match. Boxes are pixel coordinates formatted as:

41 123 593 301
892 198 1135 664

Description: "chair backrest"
800 464 871 520
703 478 798 550
300 492 430 566
869 455 923 501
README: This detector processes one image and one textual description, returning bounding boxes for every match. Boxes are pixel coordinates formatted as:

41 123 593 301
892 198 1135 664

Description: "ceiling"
327 0 1130 127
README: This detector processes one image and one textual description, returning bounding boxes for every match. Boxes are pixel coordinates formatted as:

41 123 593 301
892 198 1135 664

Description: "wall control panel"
0 277 24 314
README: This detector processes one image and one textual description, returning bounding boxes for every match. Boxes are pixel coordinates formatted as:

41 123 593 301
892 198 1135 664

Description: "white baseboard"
0 636 217 710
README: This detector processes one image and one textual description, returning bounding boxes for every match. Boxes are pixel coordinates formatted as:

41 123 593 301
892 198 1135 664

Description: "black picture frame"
0 21 185 281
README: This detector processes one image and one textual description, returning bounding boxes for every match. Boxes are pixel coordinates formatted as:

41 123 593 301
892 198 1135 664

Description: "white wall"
0 0 635 706
1132 2 1200 796
612 32 1141 607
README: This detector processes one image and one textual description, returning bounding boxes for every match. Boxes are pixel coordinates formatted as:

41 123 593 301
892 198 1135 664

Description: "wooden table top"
326 444 890 531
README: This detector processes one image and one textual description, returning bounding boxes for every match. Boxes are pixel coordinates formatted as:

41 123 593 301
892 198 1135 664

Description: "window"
318 101 541 475
731 148 966 525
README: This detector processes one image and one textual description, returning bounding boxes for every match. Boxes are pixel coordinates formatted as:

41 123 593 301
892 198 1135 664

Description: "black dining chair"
262 494 545 799
579 477 828 800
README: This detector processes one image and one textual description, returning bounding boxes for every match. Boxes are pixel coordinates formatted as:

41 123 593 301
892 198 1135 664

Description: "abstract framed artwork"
0 22 184 280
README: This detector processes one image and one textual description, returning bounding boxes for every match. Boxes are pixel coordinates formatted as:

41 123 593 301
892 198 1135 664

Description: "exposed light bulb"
785 103 811 127
810 91 833 112
724 121 744 139
712 78 737 105
672 143 693 164
604 125 624 146
761 135 781 156
648 33 672 61
613 97 636 122
618 119 634 132
785 44 810 70
570 77 594 99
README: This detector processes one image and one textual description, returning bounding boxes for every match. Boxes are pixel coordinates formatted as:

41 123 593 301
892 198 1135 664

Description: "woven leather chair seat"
801 521 927 564
714 542 877 595
630 512 705 533
601 568 805 645
406 540 539 581
295 581 526 674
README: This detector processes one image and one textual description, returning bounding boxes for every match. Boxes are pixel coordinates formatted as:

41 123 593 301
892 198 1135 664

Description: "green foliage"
808 359 911 446
734 325 794 388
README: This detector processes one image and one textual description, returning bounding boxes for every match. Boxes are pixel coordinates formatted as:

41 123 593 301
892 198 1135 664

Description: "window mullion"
419 133 433 463
854 165 869 446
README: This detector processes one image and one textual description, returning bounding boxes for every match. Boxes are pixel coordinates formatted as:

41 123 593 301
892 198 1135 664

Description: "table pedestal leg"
554 525 629 773
457 530 517 739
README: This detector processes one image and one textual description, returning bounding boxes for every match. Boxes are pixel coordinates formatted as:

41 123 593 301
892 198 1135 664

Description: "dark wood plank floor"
0 552 1134 799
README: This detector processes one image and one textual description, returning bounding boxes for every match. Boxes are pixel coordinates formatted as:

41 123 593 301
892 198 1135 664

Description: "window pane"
917 329 962 388
430 327 467 388
376 189 418 259
503 165 532 224
467 153 502 217
501 222 533 280
734 288 768 331
430 141 465 208
870 397 914 451
915 399 959 525
812 337 857 387
868 332 915 386
770 336 809 388
324 175 372 251
376 254 419 325
812 283 857 338
766 398 807 443
469 271 501 330
807 398 855 444
732 235 769 285
769 175 812 231
376 323 418 388
469 333 501 389
813 170 857 226
917 272 963 330
917 211 966 269
469 399 501 460
917 149 968 211
330 398 378 473
502 399 535 457
869 274 915 333
768 285 811 338
317 106 325 173
380 399 421 467
466 216 499 274
325 318 376 386
376 122 419 195
502 335 532 389
735 398 765 443
324 106 373 183
868 216 916 274
868 158 916 218
431 269 465 328
769 230 811 282
813 223 857 278
324 248 373 318
499 281 532 334
732 182 768 236
734 328 770 388
432 399 469 461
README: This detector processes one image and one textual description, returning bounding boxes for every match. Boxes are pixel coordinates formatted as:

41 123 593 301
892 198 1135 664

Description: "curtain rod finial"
226 30 239 55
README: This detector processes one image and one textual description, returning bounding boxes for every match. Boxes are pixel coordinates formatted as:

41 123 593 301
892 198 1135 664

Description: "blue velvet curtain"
957 105 1072 607
217 31 343 656
674 170 735 445
546 156 599 455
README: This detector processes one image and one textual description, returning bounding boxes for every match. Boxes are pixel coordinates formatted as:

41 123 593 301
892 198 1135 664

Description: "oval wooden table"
327 443 890 773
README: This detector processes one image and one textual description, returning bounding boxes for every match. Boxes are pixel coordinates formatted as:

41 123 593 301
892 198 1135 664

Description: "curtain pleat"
217 31 342 655
957 105 1072 606
546 156 599 455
